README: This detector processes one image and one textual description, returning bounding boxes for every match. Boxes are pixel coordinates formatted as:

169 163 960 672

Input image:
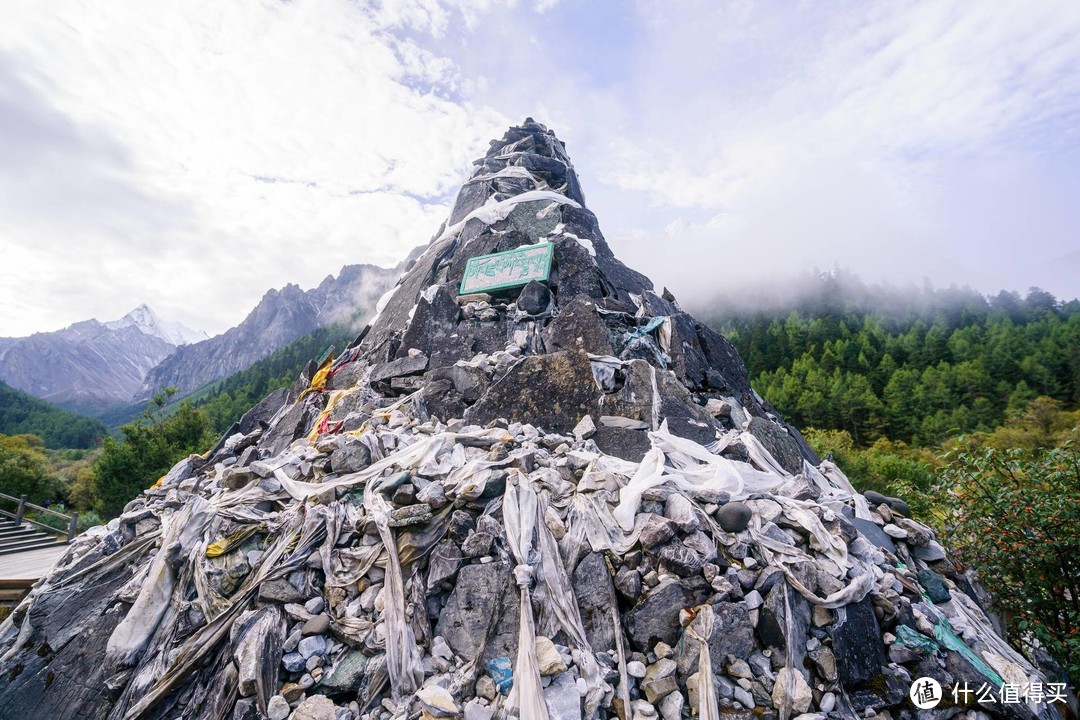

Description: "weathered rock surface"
466 351 601 433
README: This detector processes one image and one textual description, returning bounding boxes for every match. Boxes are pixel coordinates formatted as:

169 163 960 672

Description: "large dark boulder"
466 350 602 433
829 598 886 687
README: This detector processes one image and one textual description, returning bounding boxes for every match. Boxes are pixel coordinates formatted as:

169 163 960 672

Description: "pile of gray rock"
0 121 1063 720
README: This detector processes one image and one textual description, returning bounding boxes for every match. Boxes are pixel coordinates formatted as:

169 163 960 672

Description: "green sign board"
459 242 554 295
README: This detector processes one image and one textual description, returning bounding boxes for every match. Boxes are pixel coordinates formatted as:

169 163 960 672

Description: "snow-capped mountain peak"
105 304 208 346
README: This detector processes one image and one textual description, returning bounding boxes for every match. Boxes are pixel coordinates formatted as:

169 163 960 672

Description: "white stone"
627 660 647 678
573 414 596 440
772 668 813 715
416 685 459 716
883 524 908 539
432 636 454 661
544 671 583 720
743 589 763 610
536 635 568 676
686 672 702 708
819 692 836 713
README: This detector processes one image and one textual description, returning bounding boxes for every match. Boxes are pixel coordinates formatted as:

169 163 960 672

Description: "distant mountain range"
0 261 403 416
0 306 196 414
136 263 398 401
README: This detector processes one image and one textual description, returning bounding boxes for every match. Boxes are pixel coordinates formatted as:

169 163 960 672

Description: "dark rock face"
592 425 651 462
238 387 289 434
370 355 428 384
571 553 618 652
917 568 952 604
746 416 804 474
852 517 897 554
516 280 553 316
545 294 614 354
466 351 601 433
676 601 755 680
626 579 692 649
435 561 519 664
829 598 886 687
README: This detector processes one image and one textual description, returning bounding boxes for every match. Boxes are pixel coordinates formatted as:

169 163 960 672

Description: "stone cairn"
0 120 1063 720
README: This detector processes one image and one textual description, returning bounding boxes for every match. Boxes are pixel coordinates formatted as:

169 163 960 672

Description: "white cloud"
0 0 510 336
1 0 1078 339
539 0 1080 302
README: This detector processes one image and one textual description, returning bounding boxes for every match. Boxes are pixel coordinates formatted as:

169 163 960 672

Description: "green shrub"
934 441 1080 680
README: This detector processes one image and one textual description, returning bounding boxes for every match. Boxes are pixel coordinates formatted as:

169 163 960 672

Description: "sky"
1 0 1078 338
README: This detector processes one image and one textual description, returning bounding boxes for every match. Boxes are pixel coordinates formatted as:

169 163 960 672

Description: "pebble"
627 660 647 678
267 695 290 720
475 675 496 701
728 658 752 678
820 692 836 713
282 652 306 673
297 635 328 659
301 614 331 636
734 687 755 709
717 501 753 532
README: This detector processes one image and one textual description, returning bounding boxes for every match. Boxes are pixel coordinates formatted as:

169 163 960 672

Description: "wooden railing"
0 492 78 542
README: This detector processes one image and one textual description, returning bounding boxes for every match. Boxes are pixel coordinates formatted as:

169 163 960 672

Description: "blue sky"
1 0 1077 336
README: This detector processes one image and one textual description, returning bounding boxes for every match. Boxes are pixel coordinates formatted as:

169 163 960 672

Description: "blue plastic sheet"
485 657 513 694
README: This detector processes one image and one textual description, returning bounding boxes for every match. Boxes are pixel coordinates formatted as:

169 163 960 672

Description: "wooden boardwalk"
0 545 68 604
1 545 68 580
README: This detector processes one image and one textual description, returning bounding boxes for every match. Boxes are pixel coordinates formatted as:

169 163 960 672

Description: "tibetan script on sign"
459 242 553 295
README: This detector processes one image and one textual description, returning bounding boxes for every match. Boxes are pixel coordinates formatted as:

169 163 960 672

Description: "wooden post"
15 495 26 526
67 512 78 542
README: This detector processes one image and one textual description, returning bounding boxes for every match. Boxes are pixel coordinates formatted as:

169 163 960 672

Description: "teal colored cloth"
934 617 1004 686
895 624 939 653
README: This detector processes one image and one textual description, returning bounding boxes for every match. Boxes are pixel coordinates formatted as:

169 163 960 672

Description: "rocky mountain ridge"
104 303 208 346
0 264 402 416
135 263 400 403
0 307 185 414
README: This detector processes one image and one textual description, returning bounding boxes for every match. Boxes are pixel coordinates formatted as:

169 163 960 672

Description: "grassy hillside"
0 381 107 449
